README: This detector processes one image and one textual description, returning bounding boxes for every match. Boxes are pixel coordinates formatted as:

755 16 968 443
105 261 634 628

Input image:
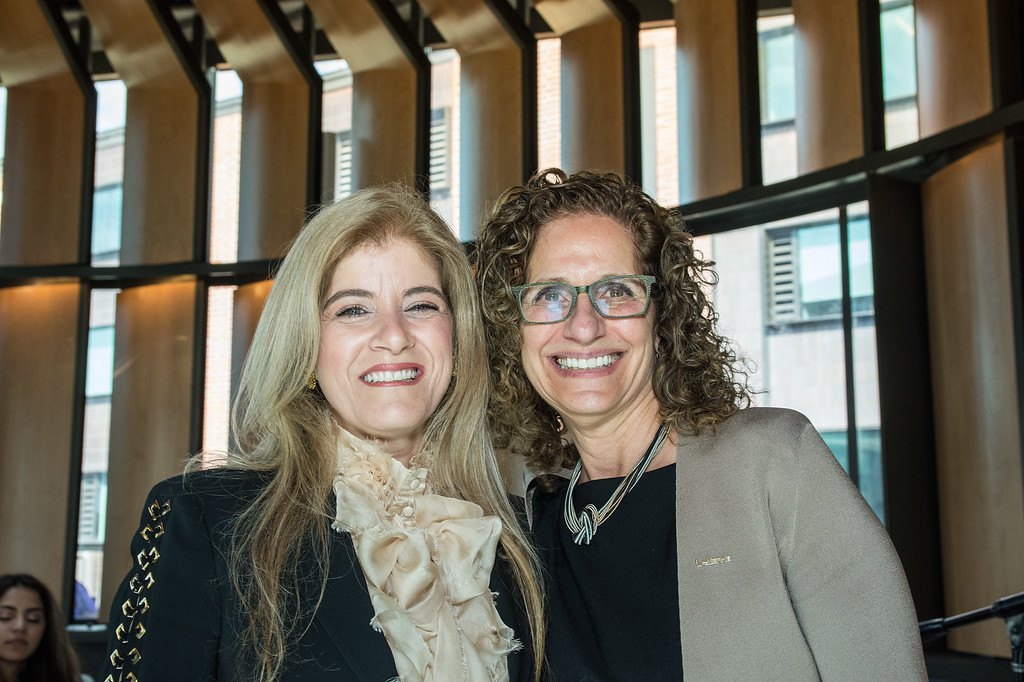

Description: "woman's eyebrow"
524 276 570 284
405 286 446 298
322 288 374 309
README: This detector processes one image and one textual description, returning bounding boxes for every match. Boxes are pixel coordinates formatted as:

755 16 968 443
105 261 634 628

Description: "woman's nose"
563 294 604 342
371 309 414 353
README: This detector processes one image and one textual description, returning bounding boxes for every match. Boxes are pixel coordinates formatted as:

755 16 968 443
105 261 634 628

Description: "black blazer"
100 470 533 681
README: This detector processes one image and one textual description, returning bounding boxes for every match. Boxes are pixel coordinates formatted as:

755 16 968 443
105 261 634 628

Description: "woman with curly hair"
100 185 544 681
0 574 81 682
475 168 926 680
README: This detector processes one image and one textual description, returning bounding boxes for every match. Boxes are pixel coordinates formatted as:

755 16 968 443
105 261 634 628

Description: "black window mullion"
189 279 209 456
64 284 93 620
838 205 860 488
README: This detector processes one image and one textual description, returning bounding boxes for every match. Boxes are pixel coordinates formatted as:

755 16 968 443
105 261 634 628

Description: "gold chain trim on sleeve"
106 496 171 682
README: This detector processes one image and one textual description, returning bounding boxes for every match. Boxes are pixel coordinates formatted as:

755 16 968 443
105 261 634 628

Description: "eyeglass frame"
511 274 657 325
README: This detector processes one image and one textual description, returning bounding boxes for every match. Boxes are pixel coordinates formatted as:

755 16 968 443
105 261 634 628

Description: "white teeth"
362 369 419 383
556 354 618 370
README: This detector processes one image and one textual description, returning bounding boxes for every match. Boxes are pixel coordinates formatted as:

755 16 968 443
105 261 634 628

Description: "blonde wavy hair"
217 185 544 679
475 168 750 473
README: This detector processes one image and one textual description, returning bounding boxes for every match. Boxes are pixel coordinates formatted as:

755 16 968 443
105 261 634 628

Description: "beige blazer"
674 407 927 680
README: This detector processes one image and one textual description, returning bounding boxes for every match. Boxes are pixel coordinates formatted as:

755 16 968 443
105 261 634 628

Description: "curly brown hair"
475 168 750 473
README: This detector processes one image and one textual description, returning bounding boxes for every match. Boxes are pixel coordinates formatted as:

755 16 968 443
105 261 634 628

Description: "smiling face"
520 213 660 431
317 238 454 461
0 586 45 673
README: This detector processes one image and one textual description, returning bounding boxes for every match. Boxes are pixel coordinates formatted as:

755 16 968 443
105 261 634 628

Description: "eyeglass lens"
518 276 650 323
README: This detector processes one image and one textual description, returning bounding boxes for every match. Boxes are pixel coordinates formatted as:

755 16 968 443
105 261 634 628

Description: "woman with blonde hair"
101 185 544 681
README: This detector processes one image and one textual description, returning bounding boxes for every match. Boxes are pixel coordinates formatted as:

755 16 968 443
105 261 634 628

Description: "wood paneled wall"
674 0 743 202
792 0 864 172
916 0 993 136
921 139 1024 657
535 0 636 177
0 285 82 593
914 0 1023 657
0 1 90 266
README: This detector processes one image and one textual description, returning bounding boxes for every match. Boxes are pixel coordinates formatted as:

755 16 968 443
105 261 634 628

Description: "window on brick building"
766 213 873 323
693 200 884 521
429 107 452 195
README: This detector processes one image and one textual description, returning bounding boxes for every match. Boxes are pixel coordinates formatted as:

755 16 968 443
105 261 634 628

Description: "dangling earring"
451 357 458 377
555 413 565 433
306 373 318 390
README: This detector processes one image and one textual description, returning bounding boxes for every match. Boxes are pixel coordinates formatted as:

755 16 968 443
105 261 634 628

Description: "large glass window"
75 288 118 620
74 80 126 617
537 37 561 172
881 0 919 148
767 216 873 322
93 81 126 267
758 5 919 172
428 48 460 235
694 202 884 520
202 285 235 457
203 69 247 456
639 25 679 207
758 13 798 184
317 59 354 204
91 185 122 261
429 106 453 198
210 69 242 264
758 16 796 125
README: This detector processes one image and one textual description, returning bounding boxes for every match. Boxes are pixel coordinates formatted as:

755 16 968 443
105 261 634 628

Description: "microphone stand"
919 591 1024 681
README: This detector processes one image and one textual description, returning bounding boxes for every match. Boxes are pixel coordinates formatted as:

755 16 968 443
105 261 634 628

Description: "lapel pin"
695 555 731 567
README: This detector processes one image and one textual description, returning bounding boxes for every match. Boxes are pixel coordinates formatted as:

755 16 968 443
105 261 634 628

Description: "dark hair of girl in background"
0 574 81 682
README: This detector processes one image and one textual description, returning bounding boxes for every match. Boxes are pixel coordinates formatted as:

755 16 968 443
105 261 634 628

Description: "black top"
101 470 534 681
532 464 682 682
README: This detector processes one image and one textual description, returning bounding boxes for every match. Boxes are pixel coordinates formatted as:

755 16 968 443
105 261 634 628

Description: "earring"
306 373 318 390
451 357 458 377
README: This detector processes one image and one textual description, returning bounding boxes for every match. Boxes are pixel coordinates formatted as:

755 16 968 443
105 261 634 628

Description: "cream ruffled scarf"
330 428 520 681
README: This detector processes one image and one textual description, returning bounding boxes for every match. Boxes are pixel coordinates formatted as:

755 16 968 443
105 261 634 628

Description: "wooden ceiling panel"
306 0 409 72
533 0 613 35
77 0 194 88
193 0 307 83
418 0 517 54
0 0 75 86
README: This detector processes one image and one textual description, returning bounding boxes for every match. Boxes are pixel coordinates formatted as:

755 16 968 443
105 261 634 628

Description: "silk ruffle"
331 429 519 681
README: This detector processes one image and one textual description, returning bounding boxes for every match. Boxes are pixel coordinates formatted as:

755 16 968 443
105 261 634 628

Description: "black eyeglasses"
512 275 656 325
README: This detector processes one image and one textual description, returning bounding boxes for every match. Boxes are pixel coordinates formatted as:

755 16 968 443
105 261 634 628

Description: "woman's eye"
532 286 569 304
600 282 637 299
406 301 442 317
335 305 370 319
